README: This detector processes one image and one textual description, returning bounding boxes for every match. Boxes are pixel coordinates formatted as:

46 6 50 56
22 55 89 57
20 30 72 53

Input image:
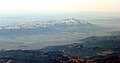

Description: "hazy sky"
0 0 120 27
0 0 119 15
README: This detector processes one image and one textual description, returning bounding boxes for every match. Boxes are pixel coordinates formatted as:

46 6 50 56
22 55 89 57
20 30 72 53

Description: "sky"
0 0 120 27
0 0 120 15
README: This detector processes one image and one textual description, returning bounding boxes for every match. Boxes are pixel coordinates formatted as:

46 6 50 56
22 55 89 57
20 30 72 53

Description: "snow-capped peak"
60 18 88 24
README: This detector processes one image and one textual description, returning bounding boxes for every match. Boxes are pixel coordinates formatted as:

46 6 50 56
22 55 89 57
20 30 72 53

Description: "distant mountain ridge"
0 18 92 30
0 18 98 37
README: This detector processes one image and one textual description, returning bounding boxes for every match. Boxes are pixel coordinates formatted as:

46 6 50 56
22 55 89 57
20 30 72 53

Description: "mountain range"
0 18 92 30
0 18 98 38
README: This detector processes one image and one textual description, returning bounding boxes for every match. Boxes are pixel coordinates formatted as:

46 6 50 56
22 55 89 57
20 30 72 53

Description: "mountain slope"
41 35 120 58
